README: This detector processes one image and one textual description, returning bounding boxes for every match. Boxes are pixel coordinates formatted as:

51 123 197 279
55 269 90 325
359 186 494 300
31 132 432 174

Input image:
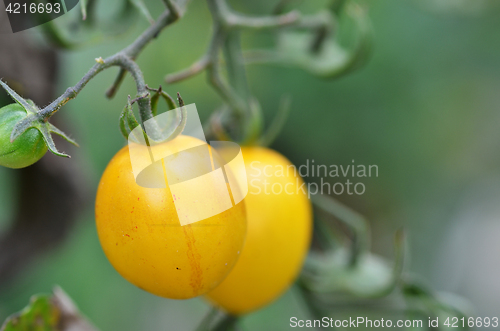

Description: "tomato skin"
0 104 47 169
205 147 312 315
95 135 247 299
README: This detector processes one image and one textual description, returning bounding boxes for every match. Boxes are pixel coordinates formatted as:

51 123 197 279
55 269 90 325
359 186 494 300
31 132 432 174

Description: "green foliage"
1 288 97 331
1 295 59 331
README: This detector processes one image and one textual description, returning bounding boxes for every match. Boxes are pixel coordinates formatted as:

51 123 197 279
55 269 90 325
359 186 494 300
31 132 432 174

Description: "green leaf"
1 296 58 331
1 287 98 331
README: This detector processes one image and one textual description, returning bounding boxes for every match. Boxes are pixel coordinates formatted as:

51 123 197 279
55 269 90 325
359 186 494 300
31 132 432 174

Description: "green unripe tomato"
0 103 47 169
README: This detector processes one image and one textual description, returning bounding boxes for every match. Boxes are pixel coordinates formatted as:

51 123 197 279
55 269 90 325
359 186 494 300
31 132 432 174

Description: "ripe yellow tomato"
95 135 247 299
205 147 312 314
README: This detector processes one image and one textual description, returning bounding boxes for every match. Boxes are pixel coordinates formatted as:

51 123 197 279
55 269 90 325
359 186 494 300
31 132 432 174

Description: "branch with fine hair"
165 0 335 86
203 20 247 115
10 1 184 143
210 0 333 31
164 56 210 84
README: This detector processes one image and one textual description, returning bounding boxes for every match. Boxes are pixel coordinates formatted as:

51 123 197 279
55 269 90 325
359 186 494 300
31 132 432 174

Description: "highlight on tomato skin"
0 103 48 169
95 135 248 300
205 146 313 315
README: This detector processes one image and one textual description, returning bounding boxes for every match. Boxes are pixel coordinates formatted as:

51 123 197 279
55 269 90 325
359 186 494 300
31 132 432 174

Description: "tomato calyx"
0 80 78 158
119 87 188 144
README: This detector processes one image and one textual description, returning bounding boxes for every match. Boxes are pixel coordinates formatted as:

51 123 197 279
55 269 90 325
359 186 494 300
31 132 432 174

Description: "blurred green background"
1 0 500 329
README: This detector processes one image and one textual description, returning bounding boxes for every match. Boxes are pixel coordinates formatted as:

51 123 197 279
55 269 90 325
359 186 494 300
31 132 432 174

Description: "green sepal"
119 96 149 144
161 89 177 111
150 86 177 116
119 107 132 140
119 93 187 145
164 98 187 143
150 90 160 117
49 123 79 147
0 80 33 113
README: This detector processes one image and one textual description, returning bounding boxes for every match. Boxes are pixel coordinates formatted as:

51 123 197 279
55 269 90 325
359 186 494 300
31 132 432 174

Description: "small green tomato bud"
0 103 48 169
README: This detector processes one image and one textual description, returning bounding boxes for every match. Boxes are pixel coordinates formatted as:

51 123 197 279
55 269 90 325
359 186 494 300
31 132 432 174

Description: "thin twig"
222 30 249 102
105 6 182 99
22 5 183 141
164 1 334 87
162 0 181 18
203 20 247 115
36 4 182 119
123 7 180 58
38 54 149 120
165 56 210 83
213 0 300 29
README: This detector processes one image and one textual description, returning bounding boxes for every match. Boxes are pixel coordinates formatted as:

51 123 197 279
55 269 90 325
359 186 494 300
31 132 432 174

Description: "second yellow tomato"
205 147 312 314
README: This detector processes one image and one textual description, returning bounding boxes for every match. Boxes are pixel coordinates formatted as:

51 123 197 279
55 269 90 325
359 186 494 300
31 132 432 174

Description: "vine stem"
32 2 182 125
205 0 256 142
164 56 210 83
42 54 149 120
204 22 247 115
164 0 339 144
166 1 336 86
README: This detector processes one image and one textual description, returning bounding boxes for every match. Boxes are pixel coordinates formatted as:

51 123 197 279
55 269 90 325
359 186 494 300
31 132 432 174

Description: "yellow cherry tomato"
95 135 247 299
205 147 312 314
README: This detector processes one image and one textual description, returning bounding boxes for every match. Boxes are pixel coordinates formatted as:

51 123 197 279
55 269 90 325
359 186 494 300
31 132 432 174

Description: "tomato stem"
29 3 181 129
166 0 371 145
